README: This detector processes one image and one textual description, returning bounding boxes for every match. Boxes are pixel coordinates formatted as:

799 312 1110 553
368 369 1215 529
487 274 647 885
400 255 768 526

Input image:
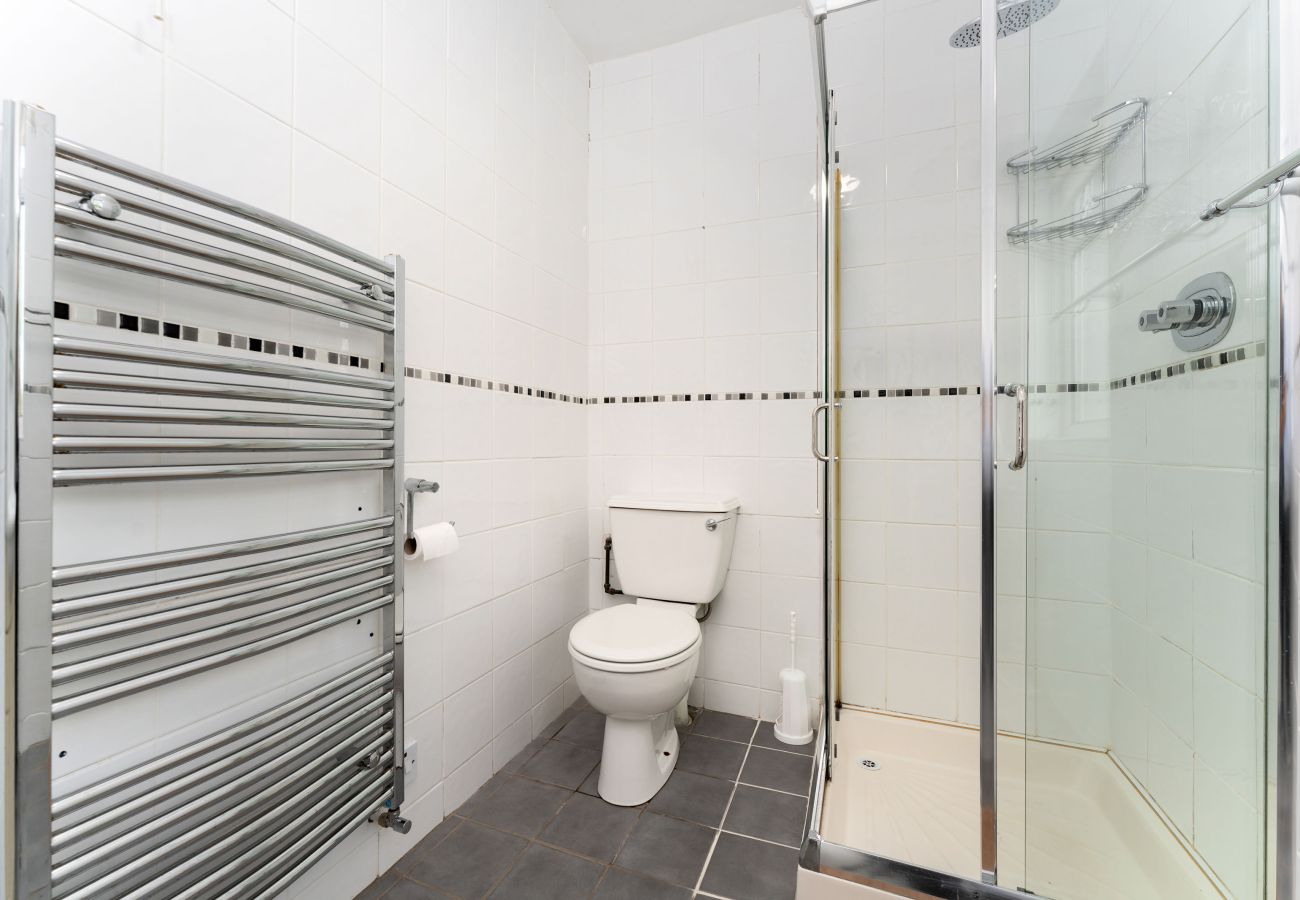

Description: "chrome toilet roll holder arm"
403 478 440 548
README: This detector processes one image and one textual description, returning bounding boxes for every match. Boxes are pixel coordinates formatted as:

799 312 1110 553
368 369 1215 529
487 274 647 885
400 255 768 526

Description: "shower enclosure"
802 0 1293 897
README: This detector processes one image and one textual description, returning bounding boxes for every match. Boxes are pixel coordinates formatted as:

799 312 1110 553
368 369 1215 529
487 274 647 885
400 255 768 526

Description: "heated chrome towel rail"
2 100 410 899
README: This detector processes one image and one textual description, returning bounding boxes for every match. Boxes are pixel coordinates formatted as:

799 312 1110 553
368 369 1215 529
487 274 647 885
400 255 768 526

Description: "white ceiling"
552 0 803 62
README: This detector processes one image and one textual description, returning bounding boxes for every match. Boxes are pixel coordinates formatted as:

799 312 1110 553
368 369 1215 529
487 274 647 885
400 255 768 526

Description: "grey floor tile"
354 868 403 899
555 709 606 751
690 710 757 744
723 785 807 847
458 775 570 837
521 738 602 789
537 699 585 739
752 722 816 756
501 736 548 774
645 769 733 827
540 793 640 862
614 812 714 889
699 833 799 900
488 844 605 899
740 747 814 796
405 820 526 898
593 866 693 899
393 815 464 873
579 763 602 797
676 734 747 781
383 879 454 900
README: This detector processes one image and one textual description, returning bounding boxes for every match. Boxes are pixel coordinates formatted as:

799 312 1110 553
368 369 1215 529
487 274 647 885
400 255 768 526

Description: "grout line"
716 827 802 851
734 780 810 799
691 719 759 899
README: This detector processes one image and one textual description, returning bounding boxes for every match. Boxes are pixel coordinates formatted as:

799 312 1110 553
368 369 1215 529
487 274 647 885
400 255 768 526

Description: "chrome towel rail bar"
52 594 394 716
53 537 391 616
136 764 394 900
52 688 395 852
51 653 393 818
53 457 394 486
52 334 395 391
53 435 396 453
53 556 393 643
54 137 394 277
243 780 396 900
52 401 394 429
52 514 392 585
54 170 392 291
52 577 394 679
52 368 397 410
54 202 392 311
54 237 395 331
1202 145 1300 219
52 725 395 895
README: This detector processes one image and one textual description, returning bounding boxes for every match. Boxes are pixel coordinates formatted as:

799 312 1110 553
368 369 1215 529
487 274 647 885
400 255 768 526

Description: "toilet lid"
569 604 701 664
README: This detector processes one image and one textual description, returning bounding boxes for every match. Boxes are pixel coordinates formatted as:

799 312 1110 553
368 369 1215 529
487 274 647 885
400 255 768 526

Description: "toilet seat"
569 604 701 672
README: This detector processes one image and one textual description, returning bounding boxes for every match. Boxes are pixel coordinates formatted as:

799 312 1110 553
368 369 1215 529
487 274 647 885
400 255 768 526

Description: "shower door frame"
799 0 1300 896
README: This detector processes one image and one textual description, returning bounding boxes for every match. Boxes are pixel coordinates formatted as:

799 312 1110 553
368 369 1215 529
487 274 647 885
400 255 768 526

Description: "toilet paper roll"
403 521 459 561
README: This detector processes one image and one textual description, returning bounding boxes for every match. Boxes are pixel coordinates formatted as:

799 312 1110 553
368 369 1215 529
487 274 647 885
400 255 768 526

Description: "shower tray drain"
855 757 880 771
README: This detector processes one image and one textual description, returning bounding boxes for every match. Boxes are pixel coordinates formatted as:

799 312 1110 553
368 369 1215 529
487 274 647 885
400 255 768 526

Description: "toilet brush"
774 611 814 744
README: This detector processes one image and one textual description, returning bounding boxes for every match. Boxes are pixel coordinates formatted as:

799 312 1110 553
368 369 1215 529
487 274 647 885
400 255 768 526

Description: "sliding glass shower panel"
1014 0 1271 897
821 0 986 880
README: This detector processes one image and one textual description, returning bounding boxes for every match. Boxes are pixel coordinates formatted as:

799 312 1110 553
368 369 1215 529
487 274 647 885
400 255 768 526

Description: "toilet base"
597 711 679 806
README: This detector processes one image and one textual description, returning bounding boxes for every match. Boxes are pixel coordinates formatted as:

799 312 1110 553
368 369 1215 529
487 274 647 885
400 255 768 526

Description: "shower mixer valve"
1137 272 1235 352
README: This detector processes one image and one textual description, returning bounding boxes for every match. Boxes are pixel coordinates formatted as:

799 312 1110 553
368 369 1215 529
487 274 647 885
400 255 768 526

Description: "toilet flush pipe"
603 536 623 596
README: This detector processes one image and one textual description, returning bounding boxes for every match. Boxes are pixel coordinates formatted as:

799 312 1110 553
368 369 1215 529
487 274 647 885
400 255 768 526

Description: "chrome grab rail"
1201 145 1300 219
811 401 834 461
1005 383 1027 471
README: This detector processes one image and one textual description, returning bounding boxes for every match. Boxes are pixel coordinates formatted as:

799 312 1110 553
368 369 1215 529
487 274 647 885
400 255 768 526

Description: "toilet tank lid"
609 493 740 513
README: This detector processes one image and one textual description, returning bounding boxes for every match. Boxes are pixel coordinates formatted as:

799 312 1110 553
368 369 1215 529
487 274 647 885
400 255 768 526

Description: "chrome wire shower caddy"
2 101 410 898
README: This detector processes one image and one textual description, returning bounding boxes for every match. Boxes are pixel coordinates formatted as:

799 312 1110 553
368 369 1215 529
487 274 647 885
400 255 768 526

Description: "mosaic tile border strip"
55 300 384 373
57 301 1265 408
1108 340 1266 389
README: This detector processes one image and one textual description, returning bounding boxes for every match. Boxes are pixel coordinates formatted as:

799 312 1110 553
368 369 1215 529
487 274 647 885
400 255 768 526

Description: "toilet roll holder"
403 478 440 547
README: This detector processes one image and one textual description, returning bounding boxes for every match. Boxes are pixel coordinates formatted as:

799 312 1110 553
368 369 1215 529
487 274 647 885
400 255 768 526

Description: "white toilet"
568 493 741 806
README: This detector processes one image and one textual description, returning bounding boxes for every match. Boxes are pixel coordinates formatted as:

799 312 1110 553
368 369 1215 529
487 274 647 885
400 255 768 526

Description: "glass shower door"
1014 1 1272 897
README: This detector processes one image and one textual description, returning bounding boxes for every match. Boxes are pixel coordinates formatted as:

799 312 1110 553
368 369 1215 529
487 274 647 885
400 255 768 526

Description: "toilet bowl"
569 493 741 806
569 603 701 805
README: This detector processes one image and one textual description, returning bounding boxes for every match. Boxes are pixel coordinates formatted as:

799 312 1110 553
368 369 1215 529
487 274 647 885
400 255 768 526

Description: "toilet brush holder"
774 667 813 745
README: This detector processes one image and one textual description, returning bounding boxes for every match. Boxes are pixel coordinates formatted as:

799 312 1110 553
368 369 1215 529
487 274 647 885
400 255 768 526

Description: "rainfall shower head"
948 0 1061 47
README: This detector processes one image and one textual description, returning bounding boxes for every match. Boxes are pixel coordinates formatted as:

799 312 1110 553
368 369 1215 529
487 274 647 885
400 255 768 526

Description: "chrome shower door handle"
1006 383 1027 471
811 402 832 462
